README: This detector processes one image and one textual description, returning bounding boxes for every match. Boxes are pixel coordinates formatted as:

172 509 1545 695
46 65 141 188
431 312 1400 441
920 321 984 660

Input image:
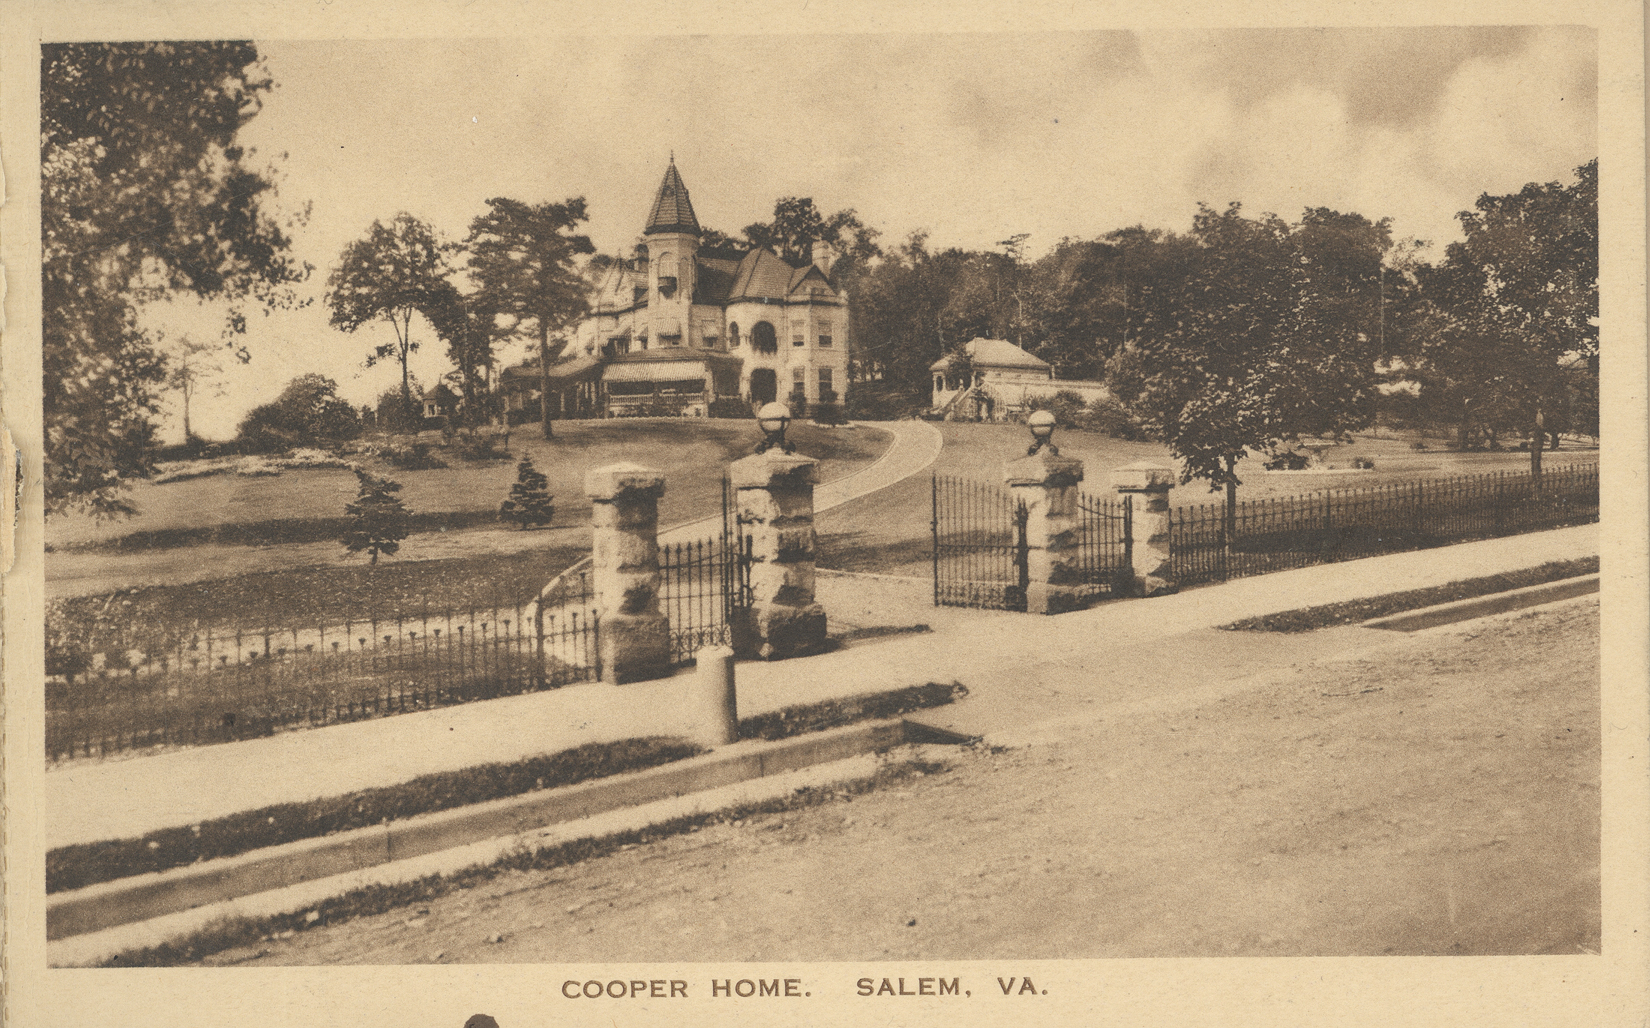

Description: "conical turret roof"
644 158 701 236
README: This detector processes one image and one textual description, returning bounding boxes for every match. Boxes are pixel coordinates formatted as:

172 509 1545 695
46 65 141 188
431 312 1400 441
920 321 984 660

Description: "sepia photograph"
3 3 1645 1027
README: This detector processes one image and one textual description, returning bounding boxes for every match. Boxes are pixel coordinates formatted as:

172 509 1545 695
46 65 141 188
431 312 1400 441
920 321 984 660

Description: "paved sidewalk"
46 523 1597 850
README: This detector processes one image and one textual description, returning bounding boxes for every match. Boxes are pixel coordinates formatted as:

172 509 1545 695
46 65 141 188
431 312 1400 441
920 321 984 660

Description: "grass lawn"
815 422 1597 577
53 547 593 635
47 420 891 550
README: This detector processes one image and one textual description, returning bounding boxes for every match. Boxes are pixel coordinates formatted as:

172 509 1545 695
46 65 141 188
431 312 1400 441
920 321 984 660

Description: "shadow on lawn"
816 531 933 577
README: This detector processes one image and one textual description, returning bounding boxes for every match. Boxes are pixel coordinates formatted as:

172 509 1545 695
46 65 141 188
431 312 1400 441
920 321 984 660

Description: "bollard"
686 645 738 746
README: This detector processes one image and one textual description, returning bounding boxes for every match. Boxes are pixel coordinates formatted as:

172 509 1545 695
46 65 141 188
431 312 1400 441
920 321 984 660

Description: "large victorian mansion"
502 160 850 421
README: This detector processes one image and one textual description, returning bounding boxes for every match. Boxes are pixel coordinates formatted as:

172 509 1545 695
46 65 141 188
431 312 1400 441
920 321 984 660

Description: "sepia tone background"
3 1 1646 1026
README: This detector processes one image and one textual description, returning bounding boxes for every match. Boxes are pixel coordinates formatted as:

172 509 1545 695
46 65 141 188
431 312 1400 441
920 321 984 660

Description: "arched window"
751 321 778 354
729 323 740 347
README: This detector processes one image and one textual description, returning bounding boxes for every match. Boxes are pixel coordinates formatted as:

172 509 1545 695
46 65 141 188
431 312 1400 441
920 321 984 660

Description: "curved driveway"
659 420 942 544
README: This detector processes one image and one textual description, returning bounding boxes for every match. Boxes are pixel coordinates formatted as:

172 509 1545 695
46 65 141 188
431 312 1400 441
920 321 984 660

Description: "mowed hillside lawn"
814 422 1596 577
47 420 892 550
44 421 890 624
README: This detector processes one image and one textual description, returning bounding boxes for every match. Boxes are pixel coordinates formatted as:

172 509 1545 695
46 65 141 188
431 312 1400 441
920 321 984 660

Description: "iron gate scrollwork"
657 478 753 666
931 474 1029 612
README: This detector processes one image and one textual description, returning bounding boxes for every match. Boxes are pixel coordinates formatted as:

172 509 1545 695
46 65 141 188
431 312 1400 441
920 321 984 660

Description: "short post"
729 405 828 659
1111 460 1177 597
685 644 738 746
585 463 671 683
1002 412 1087 614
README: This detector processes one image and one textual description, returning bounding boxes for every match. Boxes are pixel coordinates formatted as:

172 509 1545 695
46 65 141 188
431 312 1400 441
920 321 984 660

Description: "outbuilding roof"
929 338 1052 372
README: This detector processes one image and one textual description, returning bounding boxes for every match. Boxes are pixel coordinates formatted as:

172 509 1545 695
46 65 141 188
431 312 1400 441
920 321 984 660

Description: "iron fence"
659 535 749 665
1169 462 1599 587
1077 492 1132 598
932 474 1029 611
47 574 600 762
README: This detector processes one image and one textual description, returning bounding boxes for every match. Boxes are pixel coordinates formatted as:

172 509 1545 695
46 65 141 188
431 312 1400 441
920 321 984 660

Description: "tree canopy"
41 41 309 516
326 213 455 414
461 197 595 436
1416 160 1598 475
1107 203 1392 514
236 373 361 452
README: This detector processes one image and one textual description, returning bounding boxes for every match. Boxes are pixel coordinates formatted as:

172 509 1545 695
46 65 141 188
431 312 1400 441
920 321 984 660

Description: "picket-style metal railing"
1168 462 1599 587
47 576 600 762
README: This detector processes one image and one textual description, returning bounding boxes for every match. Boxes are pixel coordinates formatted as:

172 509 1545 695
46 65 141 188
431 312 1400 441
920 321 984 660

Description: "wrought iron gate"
657 479 752 665
931 474 1029 611
1076 492 1132 599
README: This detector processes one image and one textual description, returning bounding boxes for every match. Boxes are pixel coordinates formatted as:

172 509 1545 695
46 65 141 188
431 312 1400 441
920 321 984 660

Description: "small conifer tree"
342 469 411 564
499 453 555 529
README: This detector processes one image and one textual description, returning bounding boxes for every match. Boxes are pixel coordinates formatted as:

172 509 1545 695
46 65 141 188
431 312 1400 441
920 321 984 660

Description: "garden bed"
49 681 966 894
1219 556 1598 633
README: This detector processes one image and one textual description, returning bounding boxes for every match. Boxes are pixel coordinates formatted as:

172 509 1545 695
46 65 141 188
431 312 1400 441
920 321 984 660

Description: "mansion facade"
505 160 850 420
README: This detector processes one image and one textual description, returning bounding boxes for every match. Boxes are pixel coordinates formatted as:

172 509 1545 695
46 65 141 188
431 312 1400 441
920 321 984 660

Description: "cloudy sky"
145 27 1598 439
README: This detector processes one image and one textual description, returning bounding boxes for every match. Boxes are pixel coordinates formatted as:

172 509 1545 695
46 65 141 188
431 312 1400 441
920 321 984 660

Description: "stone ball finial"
1026 409 1059 455
755 402 795 454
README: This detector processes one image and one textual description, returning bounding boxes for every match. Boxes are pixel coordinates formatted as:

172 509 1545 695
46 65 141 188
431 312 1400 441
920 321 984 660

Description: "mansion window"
818 330 833 348
818 368 833 391
729 323 741 347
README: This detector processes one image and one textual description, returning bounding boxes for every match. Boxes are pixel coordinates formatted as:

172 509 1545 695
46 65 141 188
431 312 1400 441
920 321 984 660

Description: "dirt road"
201 597 1599 964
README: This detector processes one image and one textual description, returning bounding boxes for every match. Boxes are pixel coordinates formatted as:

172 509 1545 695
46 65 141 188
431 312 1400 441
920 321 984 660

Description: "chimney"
811 239 835 276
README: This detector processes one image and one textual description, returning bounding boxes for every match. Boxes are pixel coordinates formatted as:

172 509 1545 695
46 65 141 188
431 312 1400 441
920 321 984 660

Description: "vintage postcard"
3 1 1645 1026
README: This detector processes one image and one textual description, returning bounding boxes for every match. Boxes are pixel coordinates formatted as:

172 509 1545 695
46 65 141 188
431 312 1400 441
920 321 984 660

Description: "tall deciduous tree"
1421 159 1598 481
461 197 595 438
743 197 882 278
327 213 455 417
1108 203 1389 528
41 41 310 516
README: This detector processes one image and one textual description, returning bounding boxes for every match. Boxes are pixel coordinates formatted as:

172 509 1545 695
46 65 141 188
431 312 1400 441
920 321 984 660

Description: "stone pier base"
729 451 828 660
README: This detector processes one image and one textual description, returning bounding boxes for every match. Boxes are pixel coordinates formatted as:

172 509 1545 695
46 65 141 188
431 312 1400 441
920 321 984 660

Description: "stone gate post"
1003 449 1087 615
1111 460 1177 597
728 450 828 659
585 463 671 683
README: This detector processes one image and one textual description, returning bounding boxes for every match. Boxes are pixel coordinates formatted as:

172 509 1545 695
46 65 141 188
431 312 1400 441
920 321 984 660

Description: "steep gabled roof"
787 264 833 295
728 248 800 301
644 159 701 236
